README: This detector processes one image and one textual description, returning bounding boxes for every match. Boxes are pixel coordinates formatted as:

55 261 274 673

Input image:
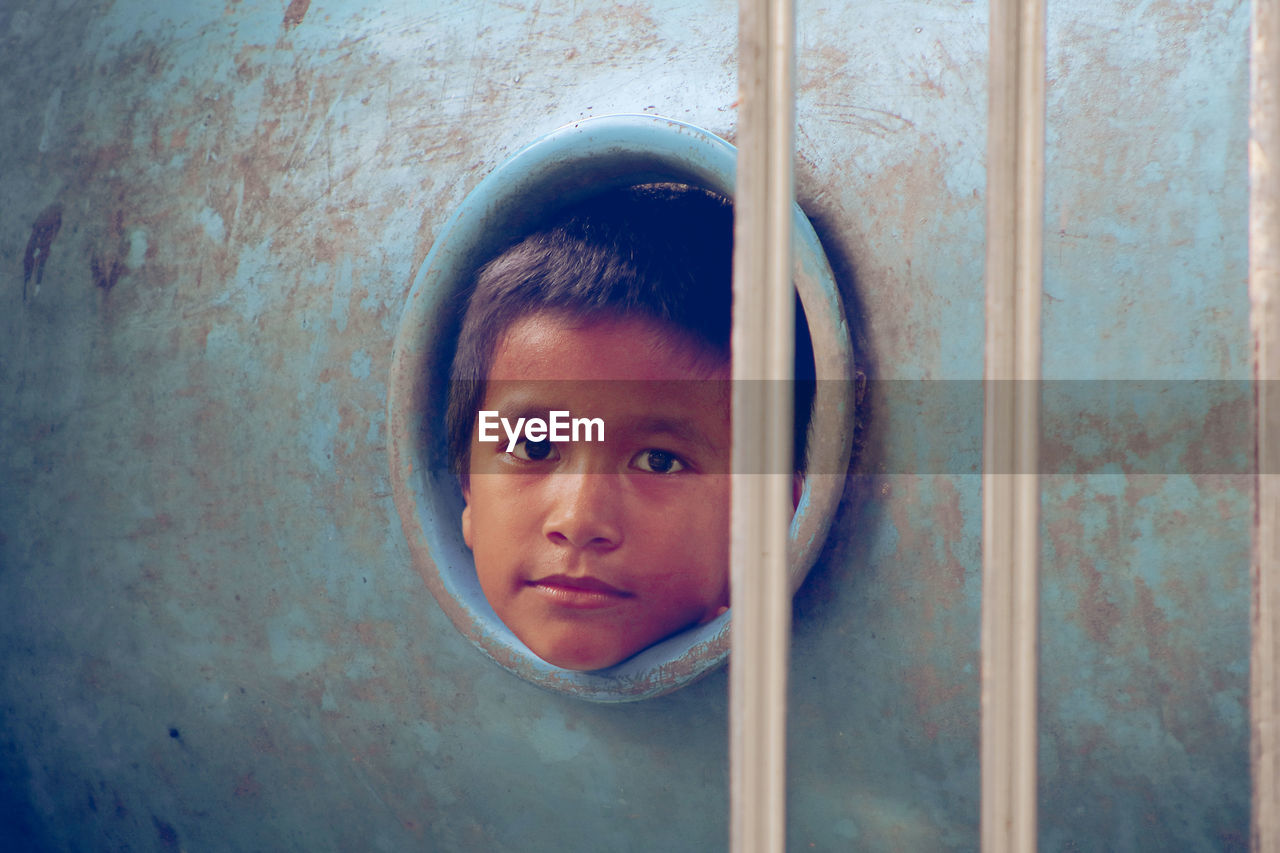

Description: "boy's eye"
511 438 559 462
630 449 686 474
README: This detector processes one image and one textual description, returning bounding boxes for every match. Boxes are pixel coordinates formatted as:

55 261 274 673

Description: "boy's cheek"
698 604 730 626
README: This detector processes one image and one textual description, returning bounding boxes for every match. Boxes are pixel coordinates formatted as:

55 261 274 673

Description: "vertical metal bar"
983 0 1044 849
731 0 795 849
1252 0 1280 847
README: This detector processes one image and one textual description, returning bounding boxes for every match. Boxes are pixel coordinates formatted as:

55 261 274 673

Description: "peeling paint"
22 203 63 300
282 0 310 31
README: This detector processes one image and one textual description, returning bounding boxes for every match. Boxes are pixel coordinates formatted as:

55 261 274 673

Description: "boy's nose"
542 473 623 551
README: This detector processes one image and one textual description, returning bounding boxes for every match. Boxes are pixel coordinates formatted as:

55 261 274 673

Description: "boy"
446 185 804 671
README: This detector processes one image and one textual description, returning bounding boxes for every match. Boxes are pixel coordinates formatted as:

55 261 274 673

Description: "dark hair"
446 184 733 475
444 183 814 478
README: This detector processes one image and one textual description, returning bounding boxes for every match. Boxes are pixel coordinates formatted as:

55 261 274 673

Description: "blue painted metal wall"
0 0 1250 849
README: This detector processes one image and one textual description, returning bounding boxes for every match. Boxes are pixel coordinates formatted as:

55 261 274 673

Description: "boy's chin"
521 631 638 672
520 609 728 672
532 643 630 672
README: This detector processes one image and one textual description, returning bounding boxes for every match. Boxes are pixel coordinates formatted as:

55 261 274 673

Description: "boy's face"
461 311 731 671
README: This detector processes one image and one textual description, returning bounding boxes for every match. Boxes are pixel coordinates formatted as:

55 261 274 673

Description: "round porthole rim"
388 114 855 702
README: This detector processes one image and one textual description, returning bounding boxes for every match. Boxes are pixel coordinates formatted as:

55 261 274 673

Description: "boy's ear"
461 490 473 549
792 473 804 510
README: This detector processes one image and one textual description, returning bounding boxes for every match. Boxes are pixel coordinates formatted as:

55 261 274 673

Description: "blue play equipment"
0 1 1250 849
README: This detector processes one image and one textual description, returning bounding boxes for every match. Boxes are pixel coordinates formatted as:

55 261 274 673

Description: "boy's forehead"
488 311 728 382
482 380 729 423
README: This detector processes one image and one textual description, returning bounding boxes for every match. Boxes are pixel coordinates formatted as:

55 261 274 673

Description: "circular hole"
388 114 857 702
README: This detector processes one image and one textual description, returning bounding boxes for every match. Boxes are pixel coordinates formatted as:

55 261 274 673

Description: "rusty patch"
22 203 63 300
81 204 131 299
798 44 852 95
283 0 310 29
570 3 661 54
353 621 391 649
904 662 966 740
933 477 966 601
127 513 175 540
1180 392 1252 476
1134 576 1171 660
1078 560 1122 646
1123 475 1168 508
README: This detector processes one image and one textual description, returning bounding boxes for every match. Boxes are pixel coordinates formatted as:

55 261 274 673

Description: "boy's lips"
526 573 633 608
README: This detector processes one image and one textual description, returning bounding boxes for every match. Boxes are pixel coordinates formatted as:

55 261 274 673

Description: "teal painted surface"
0 0 1250 850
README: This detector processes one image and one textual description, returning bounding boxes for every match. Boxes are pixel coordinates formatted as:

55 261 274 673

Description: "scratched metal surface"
0 0 1249 850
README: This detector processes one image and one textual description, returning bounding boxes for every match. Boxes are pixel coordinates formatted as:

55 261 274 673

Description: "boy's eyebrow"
475 381 553 416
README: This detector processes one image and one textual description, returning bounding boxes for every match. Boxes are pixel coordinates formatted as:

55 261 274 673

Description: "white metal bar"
1252 0 1280 847
982 0 1044 849
730 0 795 849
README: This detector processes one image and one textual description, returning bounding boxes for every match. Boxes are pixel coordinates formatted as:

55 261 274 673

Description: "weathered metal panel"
0 0 1251 850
